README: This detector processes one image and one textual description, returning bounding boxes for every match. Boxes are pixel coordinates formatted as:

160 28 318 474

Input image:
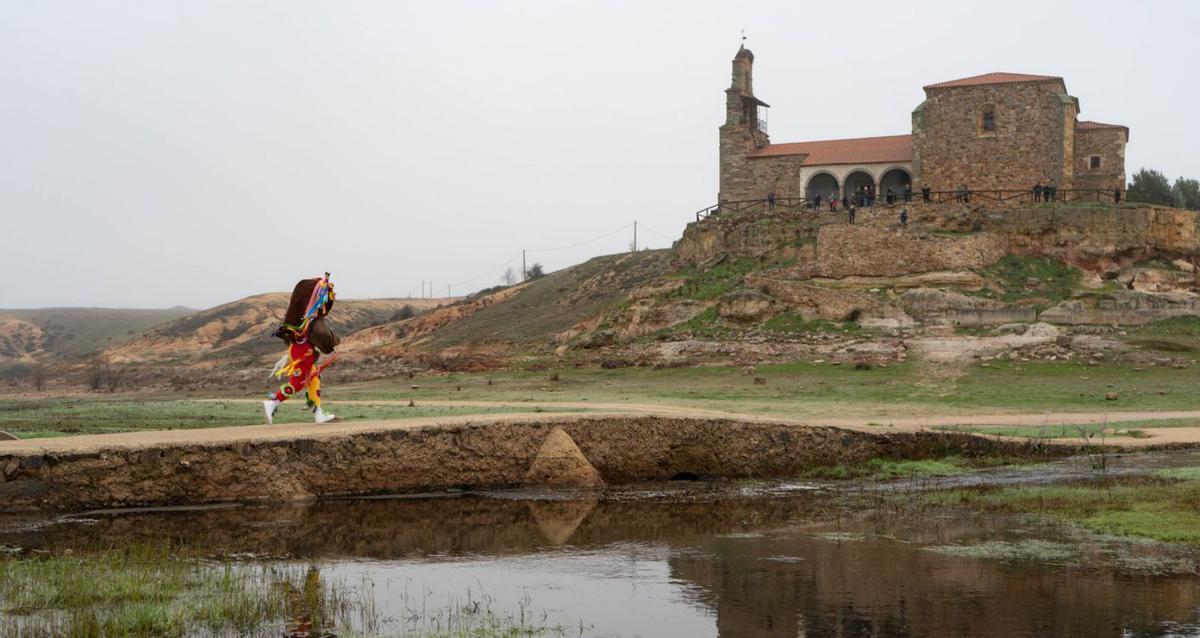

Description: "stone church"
718 45 1129 204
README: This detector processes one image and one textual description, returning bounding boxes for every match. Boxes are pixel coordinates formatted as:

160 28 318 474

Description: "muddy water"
5 453 1200 637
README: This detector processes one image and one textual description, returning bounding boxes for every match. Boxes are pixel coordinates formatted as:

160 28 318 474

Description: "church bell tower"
719 44 770 203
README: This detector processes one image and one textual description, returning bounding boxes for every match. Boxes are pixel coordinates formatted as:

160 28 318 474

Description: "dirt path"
5 398 1200 457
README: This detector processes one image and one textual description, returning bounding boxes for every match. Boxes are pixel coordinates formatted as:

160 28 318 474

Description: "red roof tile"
748 134 912 165
924 72 1062 90
1078 120 1129 141
1078 120 1125 130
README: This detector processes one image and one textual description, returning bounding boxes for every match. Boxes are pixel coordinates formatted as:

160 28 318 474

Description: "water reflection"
3 487 1199 637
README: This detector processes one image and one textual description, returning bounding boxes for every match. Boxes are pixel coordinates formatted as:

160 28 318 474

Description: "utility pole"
447 284 450 298
522 250 527 282
633 221 638 252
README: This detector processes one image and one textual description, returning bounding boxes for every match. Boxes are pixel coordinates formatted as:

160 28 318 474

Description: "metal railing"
694 188 1126 222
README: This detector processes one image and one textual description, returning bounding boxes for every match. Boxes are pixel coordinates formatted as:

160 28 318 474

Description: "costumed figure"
263 273 340 424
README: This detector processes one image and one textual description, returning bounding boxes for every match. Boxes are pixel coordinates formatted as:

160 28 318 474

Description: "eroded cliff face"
564 203 1200 352
974 206 1200 271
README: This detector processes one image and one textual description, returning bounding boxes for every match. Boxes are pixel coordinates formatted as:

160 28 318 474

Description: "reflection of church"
719 44 1129 205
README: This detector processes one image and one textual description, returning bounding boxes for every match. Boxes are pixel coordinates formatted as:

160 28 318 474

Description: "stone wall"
718 125 771 202
1073 127 1127 193
741 154 807 200
811 225 1008 278
913 80 1073 192
677 203 1200 278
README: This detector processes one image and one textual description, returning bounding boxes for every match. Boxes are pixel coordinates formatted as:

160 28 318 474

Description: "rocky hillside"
21 200 1200 389
530 201 1200 370
0 307 194 364
103 294 445 369
339 251 671 371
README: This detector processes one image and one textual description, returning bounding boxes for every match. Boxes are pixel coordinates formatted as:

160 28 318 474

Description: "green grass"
974 254 1082 305
1130 315 1200 338
925 473 1200 544
328 357 1200 417
11 354 1200 436
0 399 590 438
666 306 728 339
805 456 972 480
671 257 761 301
930 418 1200 440
762 313 862 335
0 542 299 637
1155 466 1200 481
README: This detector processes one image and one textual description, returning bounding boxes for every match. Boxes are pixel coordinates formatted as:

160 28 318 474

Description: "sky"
3 0 1197 309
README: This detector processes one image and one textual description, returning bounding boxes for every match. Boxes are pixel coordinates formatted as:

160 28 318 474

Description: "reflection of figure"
264 274 340 425
284 565 329 638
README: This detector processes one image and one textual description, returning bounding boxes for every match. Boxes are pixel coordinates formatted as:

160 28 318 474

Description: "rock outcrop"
1039 291 1200 325
744 274 911 325
523 427 605 488
900 288 1036 325
718 289 776 324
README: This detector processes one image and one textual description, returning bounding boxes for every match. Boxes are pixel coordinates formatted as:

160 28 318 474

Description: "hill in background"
103 294 447 369
0 307 195 363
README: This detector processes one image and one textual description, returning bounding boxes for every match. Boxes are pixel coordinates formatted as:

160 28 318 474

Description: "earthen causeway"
0 413 1057 513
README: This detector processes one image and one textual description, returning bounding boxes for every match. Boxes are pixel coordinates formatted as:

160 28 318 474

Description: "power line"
448 253 523 288
427 220 673 296
525 223 634 253
635 221 676 242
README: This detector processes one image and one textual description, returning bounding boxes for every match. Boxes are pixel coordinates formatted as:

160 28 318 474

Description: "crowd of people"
1032 180 1058 202
803 183 914 213
752 178 1123 225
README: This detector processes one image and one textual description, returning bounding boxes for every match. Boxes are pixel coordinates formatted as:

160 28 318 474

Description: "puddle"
3 451 1200 636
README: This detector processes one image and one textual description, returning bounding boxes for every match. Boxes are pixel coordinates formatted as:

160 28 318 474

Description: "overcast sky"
3 0 1197 309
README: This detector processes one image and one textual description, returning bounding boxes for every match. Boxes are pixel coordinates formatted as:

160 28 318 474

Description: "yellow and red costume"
264 274 338 424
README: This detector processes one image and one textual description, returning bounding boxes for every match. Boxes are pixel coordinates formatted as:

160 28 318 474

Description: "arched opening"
805 173 839 203
879 168 912 202
843 170 876 206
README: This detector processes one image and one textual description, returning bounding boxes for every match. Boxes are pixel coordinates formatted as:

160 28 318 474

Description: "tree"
525 263 546 280
1127 168 1174 206
1173 177 1200 211
501 267 518 286
85 358 105 391
29 364 46 392
390 304 416 321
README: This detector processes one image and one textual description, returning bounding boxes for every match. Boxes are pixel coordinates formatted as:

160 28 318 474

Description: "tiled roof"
1078 120 1125 130
1078 120 1129 140
924 72 1062 90
748 134 913 165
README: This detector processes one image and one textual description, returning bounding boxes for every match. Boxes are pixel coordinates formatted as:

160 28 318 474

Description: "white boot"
313 407 336 424
263 399 281 425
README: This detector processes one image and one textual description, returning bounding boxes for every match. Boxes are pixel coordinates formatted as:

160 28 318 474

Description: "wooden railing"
694 189 1128 222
